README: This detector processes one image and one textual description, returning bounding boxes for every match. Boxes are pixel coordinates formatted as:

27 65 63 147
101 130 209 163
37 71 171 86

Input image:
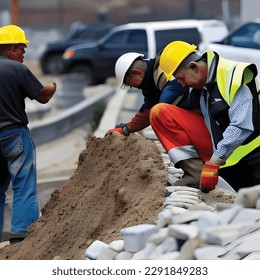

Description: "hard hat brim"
0 39 30 44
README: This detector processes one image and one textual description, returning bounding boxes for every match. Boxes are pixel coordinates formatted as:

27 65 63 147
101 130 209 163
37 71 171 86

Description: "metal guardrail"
29 85 116 145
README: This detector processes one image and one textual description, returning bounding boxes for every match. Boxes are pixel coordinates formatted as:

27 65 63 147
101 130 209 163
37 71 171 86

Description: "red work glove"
199 162 220 193
107 128 124 135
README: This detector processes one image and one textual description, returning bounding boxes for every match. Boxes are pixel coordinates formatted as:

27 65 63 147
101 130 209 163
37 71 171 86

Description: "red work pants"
149 103 213 164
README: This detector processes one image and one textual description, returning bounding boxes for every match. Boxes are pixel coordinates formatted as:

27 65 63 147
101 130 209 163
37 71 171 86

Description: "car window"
76 29 96 40
127 30 148 51
103 30 128 46
228 23 260 49
93 29 112 40
102 29 148 51
71 27 112 41
155 28 201 53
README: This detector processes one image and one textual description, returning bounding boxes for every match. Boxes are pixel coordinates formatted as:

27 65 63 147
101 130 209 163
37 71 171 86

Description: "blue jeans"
0 126 39 237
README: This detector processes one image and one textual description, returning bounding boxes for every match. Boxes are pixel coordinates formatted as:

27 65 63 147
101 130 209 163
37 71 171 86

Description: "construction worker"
153 40 260 192
108 52 213 184
0 25 56 243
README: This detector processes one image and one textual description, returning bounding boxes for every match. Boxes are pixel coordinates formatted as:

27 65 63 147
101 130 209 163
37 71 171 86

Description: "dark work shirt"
0 56 43 129
138 58 197 112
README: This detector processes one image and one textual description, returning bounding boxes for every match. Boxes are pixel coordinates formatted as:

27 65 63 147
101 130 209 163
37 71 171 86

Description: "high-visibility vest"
205 50 260 168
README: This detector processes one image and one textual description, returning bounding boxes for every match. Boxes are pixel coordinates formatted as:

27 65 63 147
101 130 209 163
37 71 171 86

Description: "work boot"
174 158 205 188
9 233 27 244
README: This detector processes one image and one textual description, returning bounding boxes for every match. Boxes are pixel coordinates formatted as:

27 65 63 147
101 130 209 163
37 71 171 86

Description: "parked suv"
39 22 115 74
61 19 228 85
206 20 260 84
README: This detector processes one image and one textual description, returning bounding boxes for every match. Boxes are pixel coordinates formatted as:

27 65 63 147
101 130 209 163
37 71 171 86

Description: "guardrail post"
55 73 85 108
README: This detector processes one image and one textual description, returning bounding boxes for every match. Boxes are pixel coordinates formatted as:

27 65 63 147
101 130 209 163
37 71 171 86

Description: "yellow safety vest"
206 50 260 168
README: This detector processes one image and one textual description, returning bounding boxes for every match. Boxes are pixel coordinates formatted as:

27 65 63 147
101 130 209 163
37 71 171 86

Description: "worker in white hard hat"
0 25 57 244
110 52 199 134
107 52 213 187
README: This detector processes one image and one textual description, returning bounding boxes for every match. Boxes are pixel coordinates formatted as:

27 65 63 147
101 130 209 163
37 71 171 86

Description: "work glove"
199 162 220 193
107 124 130 136
107 127 125 135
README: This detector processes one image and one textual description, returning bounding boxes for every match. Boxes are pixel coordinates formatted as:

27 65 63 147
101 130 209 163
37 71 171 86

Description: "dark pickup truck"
39 22 115 74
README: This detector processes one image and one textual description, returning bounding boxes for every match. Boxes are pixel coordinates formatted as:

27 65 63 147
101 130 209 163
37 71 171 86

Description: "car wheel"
69 64 95 86
43 53 63 74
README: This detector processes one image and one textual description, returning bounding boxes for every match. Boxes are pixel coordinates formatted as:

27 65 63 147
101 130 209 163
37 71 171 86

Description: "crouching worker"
155 40 260 192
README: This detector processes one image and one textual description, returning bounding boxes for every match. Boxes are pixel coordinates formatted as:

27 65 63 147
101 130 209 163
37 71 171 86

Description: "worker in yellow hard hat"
150 40 260 192
0 25 57 243
0 24 30 63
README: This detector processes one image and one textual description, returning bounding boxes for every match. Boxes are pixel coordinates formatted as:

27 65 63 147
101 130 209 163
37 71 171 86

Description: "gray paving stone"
171 210 210 225
203 222 260 246
194 245 227 260
230 208 260 224
236 237 260 258
84 240 108 260
189 202 215 212
164 196 200 207
114 251 133 260
217 205 242 224
166 205 188 215
161 154 171 165
197 211 220 235
148 228 169 245
96 247 119 260
168 174 182 185
215 227 260 259
235 185 260 208
169 194 200 203
170 190 199 197
164 201 196 209
120 224 159 253
148 237 178 259
156 209 173 227
131 242 157 260
108 239 124 252
166 186 199 193
242 252 260 259
168 224 198 240
157 251 180 260
167 166 183 175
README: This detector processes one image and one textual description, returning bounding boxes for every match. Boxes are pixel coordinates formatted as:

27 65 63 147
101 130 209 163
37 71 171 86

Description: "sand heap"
0 133 168 260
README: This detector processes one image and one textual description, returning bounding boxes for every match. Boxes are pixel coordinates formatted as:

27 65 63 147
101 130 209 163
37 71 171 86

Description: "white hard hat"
115 52 144 89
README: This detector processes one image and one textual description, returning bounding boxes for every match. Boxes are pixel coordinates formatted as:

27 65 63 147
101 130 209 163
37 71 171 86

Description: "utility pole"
221 0 230 27
188 0 196 19
11 0 19 25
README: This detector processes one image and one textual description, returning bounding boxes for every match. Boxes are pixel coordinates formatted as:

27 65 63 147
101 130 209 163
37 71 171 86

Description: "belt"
0 124 24 131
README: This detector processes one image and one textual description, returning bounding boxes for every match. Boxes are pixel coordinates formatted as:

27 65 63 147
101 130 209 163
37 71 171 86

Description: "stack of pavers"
84 127 260 260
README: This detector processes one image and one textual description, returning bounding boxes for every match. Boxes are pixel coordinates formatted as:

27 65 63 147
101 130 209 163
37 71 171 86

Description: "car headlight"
63 49 75 59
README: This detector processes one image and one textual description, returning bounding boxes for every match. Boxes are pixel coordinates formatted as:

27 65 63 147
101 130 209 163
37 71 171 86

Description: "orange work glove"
199 162 220 193
107 127 124 135
107 124 130 136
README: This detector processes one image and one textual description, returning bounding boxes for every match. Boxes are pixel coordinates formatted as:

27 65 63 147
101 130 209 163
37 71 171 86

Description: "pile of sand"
0 133 168 260
0 133 236 260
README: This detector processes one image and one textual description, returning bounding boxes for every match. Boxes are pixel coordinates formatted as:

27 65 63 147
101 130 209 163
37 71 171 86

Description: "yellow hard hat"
0 25 30 44
159 41 197 81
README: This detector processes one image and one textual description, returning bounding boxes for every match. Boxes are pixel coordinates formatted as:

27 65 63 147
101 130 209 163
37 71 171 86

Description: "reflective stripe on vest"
220 135 260 168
